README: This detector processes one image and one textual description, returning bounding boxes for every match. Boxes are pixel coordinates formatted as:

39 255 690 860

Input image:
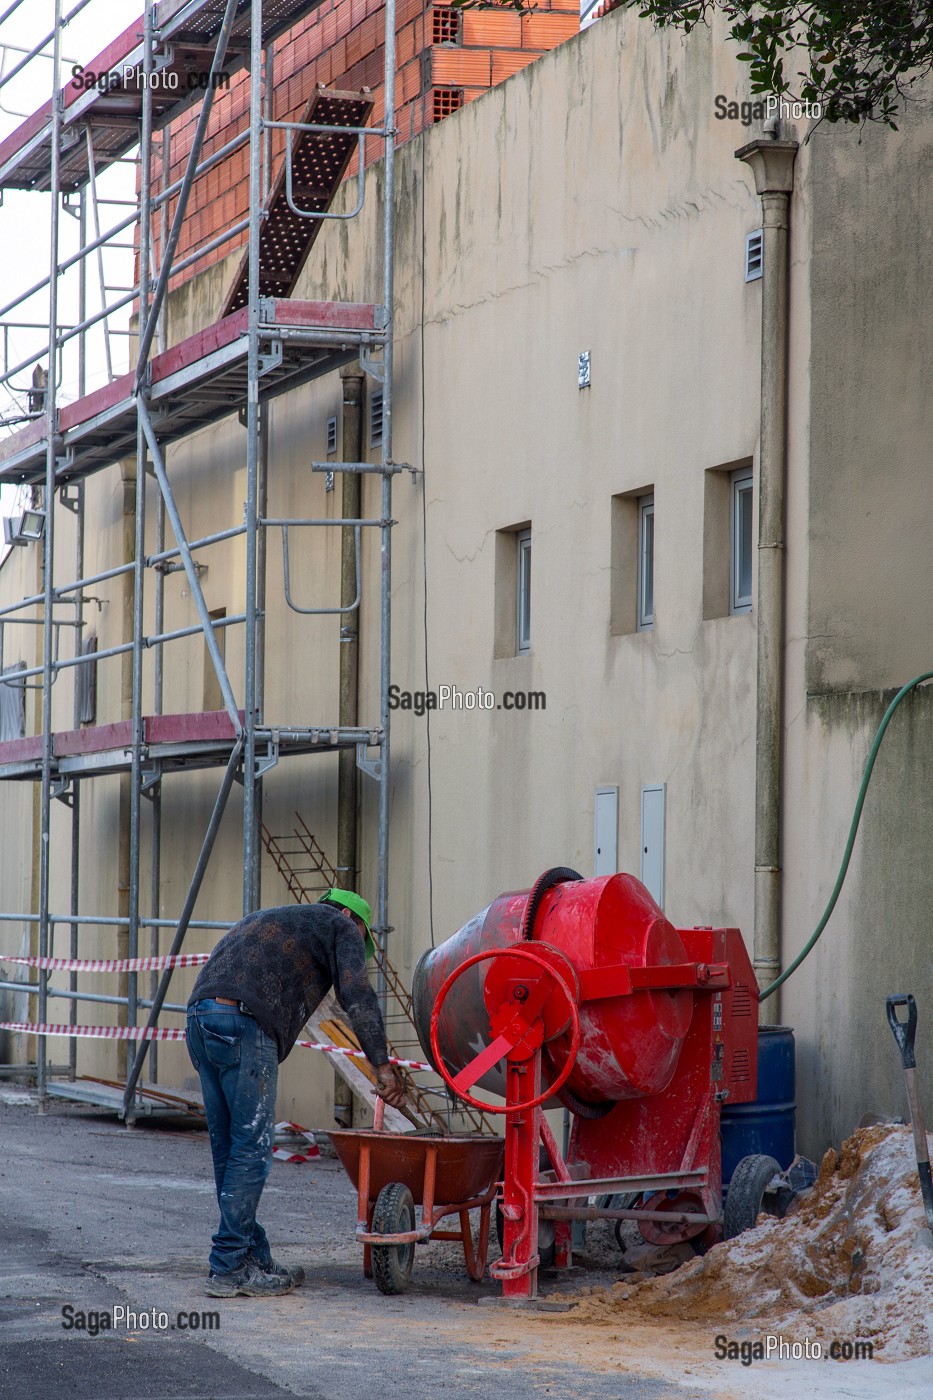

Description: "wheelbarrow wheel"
723 1154 781 1240
371 1182 416 1295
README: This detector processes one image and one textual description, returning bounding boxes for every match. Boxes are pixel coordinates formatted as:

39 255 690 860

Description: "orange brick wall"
155 0 579 291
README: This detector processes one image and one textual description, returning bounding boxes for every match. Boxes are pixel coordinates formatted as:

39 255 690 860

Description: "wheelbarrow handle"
886 994 917 1070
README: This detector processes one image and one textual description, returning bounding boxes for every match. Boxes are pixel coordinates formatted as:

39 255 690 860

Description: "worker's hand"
374 1063 407 1110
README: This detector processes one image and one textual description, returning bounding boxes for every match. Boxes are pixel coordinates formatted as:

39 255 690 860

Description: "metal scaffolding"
0 0 399 1121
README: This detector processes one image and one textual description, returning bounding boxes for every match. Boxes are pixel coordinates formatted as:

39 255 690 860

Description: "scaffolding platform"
0 0 328 192
0 298 385 486
0 709 383 781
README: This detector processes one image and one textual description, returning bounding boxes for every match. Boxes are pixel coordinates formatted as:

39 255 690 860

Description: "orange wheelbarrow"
327 1101 505 1294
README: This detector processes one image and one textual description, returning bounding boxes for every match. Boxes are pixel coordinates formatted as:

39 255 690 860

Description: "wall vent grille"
745 229 763 281
369 389 384 448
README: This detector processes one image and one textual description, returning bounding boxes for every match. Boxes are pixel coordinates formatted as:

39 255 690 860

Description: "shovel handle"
887 994 918 1070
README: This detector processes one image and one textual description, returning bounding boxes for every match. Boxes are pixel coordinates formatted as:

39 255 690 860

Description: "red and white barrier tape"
272 1120 320 1163
294 1038 432 1071
0 1021 433 1071
0 1021 187 1041
0 952 210 973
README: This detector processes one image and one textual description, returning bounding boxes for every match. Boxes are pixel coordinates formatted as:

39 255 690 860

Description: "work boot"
205 1259 297 1298
249 1251 306 1287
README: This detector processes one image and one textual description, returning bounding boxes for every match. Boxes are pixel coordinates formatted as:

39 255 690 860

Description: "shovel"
886 994 933 1235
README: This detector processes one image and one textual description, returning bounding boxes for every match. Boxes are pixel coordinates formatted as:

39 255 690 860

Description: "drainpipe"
335 367 363 1129
116 460 137 1075
337 367 363 891
735 136 797 1024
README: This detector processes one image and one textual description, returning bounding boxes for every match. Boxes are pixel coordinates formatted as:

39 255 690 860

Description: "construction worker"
186 889 406 1298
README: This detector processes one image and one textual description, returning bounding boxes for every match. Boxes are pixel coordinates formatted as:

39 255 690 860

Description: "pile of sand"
570 1124 933 1360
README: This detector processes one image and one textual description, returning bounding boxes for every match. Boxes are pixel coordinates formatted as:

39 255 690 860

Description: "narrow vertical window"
731 469 753 613
516 529 531 655
203 608 227 712
77 635 98 725
637 494 654 631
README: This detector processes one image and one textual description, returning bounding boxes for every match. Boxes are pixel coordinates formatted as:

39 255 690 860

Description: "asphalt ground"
2 1087 925 1400
0 1089 706 1400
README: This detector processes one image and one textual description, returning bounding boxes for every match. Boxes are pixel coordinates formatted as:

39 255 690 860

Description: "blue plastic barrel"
721 1025 796 1184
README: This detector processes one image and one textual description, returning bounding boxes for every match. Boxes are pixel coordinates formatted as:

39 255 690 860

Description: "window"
731 469 753 613
0 661 25 741
745 229 763 282
703 460 753 621
326 415 338 455
637 494 654 631
369 389 384 449
494 522 531 658
516 529 531 655
77 635 97 725
202 608 227 713
610 487 653 636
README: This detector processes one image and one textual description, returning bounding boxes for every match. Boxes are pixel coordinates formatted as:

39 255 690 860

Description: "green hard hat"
319 887 375 961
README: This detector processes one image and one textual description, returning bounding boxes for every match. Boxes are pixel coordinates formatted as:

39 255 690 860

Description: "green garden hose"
759 670 933 1002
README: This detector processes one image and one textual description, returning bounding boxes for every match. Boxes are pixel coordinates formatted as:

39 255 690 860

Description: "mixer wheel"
723 1154 781 1240
371 1182 416 1295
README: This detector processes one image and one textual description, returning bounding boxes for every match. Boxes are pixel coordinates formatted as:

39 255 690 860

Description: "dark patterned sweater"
188 904 388 1066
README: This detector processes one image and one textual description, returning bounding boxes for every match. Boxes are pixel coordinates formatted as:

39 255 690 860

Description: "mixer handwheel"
429 945 582 1114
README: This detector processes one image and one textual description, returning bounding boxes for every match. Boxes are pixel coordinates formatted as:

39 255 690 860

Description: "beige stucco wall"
2 7 931 1156
780 95 933 1151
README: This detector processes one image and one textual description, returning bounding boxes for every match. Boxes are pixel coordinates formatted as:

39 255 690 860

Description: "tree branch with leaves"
619 0 933 127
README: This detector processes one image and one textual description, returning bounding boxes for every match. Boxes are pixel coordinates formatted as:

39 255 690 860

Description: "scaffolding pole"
377 0 398 987
243 0 264 914
36 0 64 1113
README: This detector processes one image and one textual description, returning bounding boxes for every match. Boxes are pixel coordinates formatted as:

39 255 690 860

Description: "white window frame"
730 468 753 614
516 528 531 655
326 414 338 455
637 493 654 631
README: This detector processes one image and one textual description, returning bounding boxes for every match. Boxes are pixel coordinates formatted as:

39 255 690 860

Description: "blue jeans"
186 999 279 1275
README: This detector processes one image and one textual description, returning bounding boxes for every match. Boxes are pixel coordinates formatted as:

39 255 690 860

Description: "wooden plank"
146 709 244 743
267 299 378 331
150 308 249 382
0 734 42 765
0 418 46 466
59 371 135 432
54 721 132 757
306 993 409 1132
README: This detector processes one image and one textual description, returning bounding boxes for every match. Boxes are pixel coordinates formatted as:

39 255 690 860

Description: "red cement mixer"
412 868 761 1299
